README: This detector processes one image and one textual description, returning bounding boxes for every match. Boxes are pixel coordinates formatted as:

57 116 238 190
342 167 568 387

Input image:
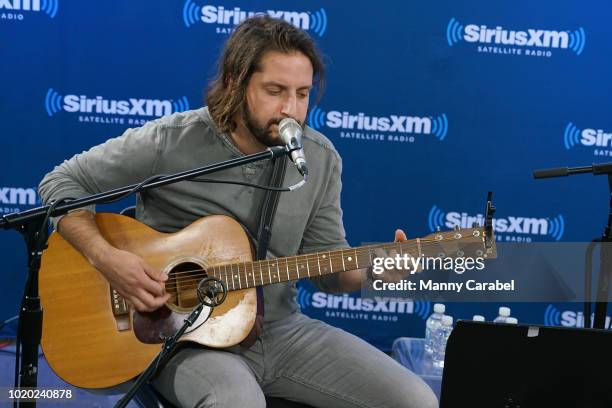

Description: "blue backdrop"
1 0 611 351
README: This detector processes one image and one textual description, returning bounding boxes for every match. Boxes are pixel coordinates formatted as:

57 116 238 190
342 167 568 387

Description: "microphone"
279 118 308 176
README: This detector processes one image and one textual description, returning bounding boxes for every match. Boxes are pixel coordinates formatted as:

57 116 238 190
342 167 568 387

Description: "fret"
228 264 235 291
328 251 333 273
344 248 358 271
285 258 290 281
275 261 281 282
235 264 241 289
269 261 279 282
247 262 255 288
341 249 346 271
399 242 403 256
318 253 329 274
316 253 322 275
416 238 422 258
259 261 264 286
267 260 272 285
306 255 311 277
354 248 360 269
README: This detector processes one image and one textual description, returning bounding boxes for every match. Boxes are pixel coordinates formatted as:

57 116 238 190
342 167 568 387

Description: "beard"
242 105 303 147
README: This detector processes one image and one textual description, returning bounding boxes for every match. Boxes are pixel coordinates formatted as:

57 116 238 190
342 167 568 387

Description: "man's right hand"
95 247 171 312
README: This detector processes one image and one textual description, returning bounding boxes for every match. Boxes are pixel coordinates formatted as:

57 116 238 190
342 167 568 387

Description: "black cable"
102 172 294 206
84 173 293 212
189 177 291 192
0 315 18 334
97 174 169 205
44 170 297 221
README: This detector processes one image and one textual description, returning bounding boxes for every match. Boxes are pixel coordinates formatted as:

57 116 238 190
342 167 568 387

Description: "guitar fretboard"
166 227 489 294
208 240 426 291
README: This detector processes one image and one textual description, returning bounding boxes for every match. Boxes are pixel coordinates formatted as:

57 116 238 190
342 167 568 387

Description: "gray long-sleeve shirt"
38 107 349 322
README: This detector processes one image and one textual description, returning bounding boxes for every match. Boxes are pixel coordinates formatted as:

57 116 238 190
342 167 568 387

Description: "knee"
154 377 266 408
409 384 438 408
400 379 438 408
206 387 266 408
380 373 439 408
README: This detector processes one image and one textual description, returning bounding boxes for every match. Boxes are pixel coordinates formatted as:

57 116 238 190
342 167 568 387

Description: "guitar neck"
208 243 395 291
207 227 488 291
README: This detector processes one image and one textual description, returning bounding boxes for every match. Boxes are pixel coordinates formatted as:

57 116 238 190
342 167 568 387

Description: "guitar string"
163 239 486 287
164 234 483 279
162 237 488 290
166 242 425 287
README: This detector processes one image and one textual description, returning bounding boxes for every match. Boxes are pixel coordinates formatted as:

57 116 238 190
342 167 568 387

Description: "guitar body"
40 213 258 389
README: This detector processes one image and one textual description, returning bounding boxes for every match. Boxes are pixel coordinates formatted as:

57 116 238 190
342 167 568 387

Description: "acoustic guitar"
39 213 496 389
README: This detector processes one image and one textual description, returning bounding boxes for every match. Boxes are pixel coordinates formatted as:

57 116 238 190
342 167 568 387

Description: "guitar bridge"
110 287 131 331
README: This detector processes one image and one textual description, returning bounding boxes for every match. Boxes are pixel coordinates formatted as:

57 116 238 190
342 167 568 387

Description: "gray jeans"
152 312 438 408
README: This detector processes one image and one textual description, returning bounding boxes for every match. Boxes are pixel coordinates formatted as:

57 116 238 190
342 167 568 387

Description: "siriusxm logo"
297 288 431 320
564 122 612 152
45 88 190 118
309 106 448 140
544 304 610 329
0 0 58 18
428 205 565 241
446 18 586 56
0 187 37 206
182 1 327 36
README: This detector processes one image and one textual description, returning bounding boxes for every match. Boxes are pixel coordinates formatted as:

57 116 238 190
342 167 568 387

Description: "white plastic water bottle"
472 315 485 322
506 317 518 324
425 303 445 354
493 307 511 323
432 315 453 374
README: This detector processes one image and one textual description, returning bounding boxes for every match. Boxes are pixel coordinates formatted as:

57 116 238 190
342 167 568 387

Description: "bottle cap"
499 307 511 317
434 303 446 314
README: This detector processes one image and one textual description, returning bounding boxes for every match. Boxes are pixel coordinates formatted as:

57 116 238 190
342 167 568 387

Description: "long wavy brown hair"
206 16 325 133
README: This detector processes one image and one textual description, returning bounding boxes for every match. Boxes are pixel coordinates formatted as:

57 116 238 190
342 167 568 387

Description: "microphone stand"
115 277 227 408
534 162 612 329
1 145 294 408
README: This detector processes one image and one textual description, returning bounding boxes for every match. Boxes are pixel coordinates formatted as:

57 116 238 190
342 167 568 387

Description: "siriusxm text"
201 5 309 29
325 111 431 134
465 25 569 48
0 188 37 206
446 212 549 235
0 0 40 11
581 129 612 147
63 95 173 117
311 293 415 313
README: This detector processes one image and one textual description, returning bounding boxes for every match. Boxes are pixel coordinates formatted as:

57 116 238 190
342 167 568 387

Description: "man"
39 16 438 408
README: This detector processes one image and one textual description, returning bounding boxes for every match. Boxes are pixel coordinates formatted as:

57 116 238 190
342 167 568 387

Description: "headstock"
419 193 497 260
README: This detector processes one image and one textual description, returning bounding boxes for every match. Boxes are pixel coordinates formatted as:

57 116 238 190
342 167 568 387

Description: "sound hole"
166 261 207 311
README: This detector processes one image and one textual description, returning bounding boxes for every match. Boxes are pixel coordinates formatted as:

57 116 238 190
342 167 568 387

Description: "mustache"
266 117 303 129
